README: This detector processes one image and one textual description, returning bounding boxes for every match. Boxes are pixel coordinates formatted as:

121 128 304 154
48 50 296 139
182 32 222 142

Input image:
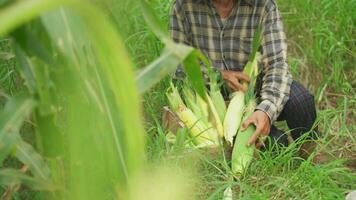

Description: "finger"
221 70 231 81
242 118 254 131
227 78 245 92
227 82 239 91
234 81 246 92
246 131 259 147
230 79 246 92
233 72 250 83
247 125 263 146
255 141 264 149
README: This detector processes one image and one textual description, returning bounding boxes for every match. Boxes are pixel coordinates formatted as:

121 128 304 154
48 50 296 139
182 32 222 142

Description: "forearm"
255 3 292 123
256 61 292 122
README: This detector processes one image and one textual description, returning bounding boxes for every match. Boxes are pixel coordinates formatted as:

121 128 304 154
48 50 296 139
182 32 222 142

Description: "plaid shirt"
169 0 293 123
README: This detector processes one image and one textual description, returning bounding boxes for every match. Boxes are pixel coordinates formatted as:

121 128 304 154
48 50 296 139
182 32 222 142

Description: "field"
0 0 355 199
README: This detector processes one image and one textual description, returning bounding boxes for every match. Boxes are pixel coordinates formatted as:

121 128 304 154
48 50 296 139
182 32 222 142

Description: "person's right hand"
221 70 250 92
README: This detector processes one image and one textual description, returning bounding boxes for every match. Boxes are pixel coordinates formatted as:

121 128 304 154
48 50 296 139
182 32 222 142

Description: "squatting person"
169 0 318 155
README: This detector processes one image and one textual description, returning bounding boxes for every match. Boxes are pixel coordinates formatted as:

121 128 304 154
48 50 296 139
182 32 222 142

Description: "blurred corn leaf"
43 2 146 176
14 140 51 180
0 51 14 60
136 45 194 93
0 0 199 199
13 46 37 93
182 50 209 101
0 95 52 186
11 23 54 65
14 43 64 158
0 95 36 165
0 0 11 7
0 169 55 190
1 0 146 199
0 129 17 165
14 47 54 114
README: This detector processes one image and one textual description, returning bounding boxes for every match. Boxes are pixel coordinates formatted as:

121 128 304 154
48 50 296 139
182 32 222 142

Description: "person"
169 0 318 153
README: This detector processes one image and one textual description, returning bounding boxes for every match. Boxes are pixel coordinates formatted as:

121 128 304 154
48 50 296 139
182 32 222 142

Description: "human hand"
221 70 250 92
241 110 271 148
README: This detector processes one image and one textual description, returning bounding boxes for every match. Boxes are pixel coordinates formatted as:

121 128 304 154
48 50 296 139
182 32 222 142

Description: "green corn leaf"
14 47 54 115
0 51 14 60
13 45 37 94
1 1 146 198
0 129 17 166
0 95 37 165
247 26 262 62
10 22 55 65
136 45 194 94
0 0 11 7
0 169 56 190
182 50 208 101
14 140 51 180
137 43 208 101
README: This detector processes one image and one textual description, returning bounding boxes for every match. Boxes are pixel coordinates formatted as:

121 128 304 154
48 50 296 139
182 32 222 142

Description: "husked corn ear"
223 91 245 146
176 105 219 147
231 100 257 175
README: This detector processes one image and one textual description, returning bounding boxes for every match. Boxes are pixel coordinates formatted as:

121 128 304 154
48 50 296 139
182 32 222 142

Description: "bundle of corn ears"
166 51 260 172
166 28 262 176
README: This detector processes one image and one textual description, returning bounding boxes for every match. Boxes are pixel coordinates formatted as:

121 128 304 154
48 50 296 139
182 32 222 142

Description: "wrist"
256 100 277 123
255 108 272 125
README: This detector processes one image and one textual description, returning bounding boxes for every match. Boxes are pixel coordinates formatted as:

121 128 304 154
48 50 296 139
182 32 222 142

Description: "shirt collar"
202 0 255 6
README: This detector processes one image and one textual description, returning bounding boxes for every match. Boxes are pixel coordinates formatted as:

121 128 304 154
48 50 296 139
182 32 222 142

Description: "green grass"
0 0 355 199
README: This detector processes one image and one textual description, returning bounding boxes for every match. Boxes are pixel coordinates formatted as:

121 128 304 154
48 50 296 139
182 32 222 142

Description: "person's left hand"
241 110 271 148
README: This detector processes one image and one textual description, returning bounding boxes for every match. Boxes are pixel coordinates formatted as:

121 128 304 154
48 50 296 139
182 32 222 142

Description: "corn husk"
223 91 245 146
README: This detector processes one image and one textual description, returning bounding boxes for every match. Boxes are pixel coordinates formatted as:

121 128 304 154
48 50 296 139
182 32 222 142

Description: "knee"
291 91 314 110
288 82 315 110
285 82 316 119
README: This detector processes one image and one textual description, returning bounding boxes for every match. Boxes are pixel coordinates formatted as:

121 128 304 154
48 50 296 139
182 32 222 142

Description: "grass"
0 0 355 199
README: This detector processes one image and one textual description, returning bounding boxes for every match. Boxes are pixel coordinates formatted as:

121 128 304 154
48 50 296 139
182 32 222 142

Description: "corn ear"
182 86 209 124
196 94 209 119
206 94 224 139
243 52 261 88
166 83 219 147
166 82 185 111
208 68 227 122
176 105 219 147
209 90 226 122
231 100 257 175
223 187 233 200
223 91 245 146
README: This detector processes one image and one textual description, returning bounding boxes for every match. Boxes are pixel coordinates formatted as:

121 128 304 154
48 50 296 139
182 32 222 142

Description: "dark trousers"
265 81 317 146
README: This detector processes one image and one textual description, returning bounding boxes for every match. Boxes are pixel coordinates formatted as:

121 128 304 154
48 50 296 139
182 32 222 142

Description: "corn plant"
0 0 210 199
